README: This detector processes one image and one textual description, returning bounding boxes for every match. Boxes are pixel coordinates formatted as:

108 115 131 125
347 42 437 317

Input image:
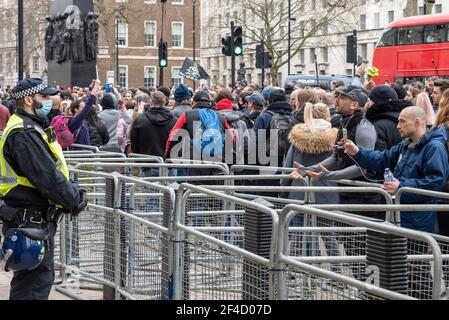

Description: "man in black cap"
0 78 88 300
243 92 265 129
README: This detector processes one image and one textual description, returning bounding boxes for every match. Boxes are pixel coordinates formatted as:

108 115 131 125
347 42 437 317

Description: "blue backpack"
192 109 224 159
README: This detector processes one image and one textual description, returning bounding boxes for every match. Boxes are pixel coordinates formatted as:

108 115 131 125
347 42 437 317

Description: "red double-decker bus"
372 13 449 84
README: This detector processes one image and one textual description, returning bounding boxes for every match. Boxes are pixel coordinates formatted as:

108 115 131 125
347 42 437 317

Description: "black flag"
179 58 210 81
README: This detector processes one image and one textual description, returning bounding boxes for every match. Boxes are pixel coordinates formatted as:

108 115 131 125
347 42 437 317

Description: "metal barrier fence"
48 159 449 300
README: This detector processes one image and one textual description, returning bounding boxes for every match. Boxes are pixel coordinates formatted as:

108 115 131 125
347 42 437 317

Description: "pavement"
0 271 72 300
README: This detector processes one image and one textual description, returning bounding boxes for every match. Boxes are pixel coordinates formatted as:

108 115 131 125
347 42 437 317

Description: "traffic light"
264 52 273 68
221 36 232 56
159 41 168 68
232 26 243 56
255 44 264 68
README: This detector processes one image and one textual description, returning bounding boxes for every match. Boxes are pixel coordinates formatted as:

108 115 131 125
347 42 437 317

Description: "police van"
284 74 353 91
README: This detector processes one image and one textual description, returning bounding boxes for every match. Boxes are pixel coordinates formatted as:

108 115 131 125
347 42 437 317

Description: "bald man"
344 106 448 233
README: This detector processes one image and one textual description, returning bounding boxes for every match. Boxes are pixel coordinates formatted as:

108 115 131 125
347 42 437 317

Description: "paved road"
0 271 72 300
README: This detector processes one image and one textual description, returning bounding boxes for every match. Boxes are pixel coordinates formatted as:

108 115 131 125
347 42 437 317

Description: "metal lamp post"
18 0 24 81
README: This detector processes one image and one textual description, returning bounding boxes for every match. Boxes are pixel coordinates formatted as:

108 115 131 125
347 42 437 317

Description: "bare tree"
404 0 418 17
404 0 435 17
3 0 50 78
205 0 359 86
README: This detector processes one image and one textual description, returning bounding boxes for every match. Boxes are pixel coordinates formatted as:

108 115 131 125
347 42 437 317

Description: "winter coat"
68 95 96 146
130 107 177 159
117 117 129 152
365 100 411 152
291 109 305 126
171 103 192 119
98 109 120 147
254 101 293 167
216 100 249 165
354 126 449 233
281 120 339 204
242 111 262 129
88 118 110 147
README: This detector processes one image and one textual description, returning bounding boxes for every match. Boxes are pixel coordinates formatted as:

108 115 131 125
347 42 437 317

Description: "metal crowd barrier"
49 159 449 300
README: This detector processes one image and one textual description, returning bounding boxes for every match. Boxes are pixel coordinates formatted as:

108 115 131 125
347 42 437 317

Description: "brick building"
97 0 200 90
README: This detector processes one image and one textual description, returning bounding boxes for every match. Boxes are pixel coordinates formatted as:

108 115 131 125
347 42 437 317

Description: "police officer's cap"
12 78 59 100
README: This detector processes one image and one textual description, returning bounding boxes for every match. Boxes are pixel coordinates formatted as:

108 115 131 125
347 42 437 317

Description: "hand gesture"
91 79 101 97
306 164 328 182
344 139 359 156
355 63 366 77
289 162 305 180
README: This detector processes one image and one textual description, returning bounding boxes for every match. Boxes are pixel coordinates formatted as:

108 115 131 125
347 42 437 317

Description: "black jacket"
47 109 64 122
2 109 81 210
242 111 262 129
131 107 177 159
88 119 110 147
365 100 411 151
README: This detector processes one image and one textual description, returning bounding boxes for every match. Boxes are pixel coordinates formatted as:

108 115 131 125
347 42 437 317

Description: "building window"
360 43 367 60
172 0 184 4
144 66 156 88
0 54 3 73
117 21 128 47
144 21 156 47
299 49 305 64
172 22 184 48
374 12 380 29
418 6 424 15
321 47 328 63
388 10 395 23
310 48 316 64
172 67 183 86
32 56 39 73
118 65 128 88
435 4 442 14
360 14 366 30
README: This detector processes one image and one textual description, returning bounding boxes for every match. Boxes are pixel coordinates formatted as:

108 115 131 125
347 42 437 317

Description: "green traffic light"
160 59 168 68
234 46 243 55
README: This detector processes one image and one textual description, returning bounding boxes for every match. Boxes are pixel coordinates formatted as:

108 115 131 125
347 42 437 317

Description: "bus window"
376 27 397 47
398 26 424 45
424 24 446 44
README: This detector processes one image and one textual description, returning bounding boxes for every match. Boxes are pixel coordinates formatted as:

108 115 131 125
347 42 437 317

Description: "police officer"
0 78 95 300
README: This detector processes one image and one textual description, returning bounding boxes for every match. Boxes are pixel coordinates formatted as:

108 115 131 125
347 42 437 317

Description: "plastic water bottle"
384 168 394 182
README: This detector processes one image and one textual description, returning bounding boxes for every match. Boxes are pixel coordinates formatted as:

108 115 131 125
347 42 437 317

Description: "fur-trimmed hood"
365 99 412 123
288 121 338 154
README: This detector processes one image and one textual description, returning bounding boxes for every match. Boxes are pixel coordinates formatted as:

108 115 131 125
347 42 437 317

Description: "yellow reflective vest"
0 114 70 207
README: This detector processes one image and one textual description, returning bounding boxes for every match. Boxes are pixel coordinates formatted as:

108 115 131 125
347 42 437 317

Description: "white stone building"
200 0 448 87
0 0 48 90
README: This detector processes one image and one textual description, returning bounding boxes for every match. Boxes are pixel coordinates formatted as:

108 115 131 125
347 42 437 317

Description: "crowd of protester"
2 66 449 238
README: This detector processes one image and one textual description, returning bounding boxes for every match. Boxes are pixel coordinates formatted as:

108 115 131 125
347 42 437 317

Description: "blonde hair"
435 88 449 126
303 102 331 131
415 92 435 126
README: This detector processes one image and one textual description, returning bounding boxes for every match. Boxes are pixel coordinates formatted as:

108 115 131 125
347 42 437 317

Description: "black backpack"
266 110 293 160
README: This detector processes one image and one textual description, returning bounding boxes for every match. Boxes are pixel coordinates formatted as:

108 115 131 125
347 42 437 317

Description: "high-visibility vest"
0 114 70 207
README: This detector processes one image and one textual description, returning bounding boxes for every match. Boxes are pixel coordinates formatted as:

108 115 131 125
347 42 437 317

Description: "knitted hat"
369 85 398 105
101 94 115 110
174 84 192 101
268 88 287 103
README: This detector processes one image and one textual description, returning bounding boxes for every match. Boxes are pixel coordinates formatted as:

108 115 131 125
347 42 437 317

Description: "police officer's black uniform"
0 78 87 300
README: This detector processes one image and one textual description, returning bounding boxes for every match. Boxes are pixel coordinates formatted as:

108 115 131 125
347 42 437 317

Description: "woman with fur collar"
281 102 338 205
281 102 340 259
